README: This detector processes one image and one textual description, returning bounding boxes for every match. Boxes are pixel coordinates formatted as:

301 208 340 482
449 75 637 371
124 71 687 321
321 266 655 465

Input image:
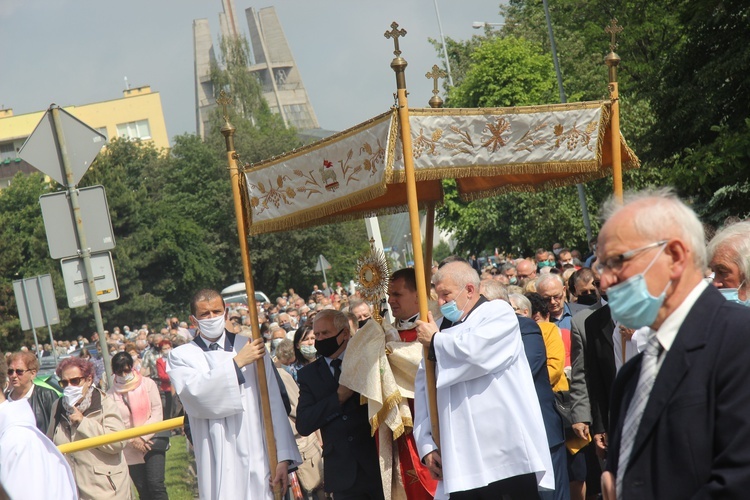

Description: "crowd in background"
3 208 749 499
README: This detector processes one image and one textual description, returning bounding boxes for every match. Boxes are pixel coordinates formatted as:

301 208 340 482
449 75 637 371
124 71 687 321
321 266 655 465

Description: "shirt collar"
325 349 345 367
654 280 708 352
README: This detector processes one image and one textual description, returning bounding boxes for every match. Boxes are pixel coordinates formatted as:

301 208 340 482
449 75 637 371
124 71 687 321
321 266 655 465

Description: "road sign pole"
37 276 59 366
50 107 112 386
19 280 41 359
319 255 328 285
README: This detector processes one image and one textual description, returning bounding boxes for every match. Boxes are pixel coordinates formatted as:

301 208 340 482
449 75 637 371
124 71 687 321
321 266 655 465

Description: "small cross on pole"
605 19 623 53
217 90 232 122
384 22 407 57
425 64 447 98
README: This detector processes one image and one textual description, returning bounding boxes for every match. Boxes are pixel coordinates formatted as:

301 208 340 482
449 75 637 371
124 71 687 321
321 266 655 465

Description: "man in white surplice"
167 289 301 499
414 261 554 499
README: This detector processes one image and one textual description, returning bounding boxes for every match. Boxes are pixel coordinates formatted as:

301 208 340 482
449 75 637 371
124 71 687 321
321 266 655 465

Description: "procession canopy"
243 100 639 235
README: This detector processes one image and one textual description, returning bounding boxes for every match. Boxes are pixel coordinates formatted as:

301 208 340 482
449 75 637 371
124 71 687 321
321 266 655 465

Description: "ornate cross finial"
217 90 232 121
384 22 407 57
425 64 447 97
605 18 623 52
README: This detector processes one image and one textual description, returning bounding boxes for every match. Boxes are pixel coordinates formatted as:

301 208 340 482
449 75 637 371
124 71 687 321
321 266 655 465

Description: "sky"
0 0 505 142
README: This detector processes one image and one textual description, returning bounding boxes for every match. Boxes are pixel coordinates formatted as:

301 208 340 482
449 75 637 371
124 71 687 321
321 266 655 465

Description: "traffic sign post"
13 275 61 363
315 254 332 285
19 105 114 385
61 252 119 308
40 186 115 259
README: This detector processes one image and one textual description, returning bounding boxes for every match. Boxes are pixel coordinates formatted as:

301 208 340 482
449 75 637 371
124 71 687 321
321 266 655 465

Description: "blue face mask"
440 288 467 323
607 243 669 329
719 286 750 306
509 276 517 285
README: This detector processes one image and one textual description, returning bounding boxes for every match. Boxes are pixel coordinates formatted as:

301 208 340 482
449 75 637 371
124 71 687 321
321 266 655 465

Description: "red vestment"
395 326 437 499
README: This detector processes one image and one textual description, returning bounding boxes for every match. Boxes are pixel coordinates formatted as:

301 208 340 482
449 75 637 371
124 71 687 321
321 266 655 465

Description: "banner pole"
218 92 281 500
385 22 440 450
605 19 624 203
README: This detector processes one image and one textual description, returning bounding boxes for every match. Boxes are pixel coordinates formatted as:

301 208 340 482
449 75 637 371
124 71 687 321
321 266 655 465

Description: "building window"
0 142 16 161
116 119 151 141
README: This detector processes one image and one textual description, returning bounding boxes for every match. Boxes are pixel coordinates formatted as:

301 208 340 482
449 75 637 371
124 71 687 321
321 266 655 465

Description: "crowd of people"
2 188 750 499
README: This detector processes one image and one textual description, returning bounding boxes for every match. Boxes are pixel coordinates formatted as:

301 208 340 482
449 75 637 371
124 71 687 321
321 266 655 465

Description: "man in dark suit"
296 309 383 500
598 189 750 499
517 313 570 500
581 305 616 454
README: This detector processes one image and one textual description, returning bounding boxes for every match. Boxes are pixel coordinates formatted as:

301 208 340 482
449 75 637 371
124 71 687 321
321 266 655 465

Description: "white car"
220 282 271 306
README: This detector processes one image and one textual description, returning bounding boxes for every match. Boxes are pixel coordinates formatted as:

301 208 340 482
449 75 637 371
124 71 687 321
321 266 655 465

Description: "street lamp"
472 22 505 29
432 0 454 87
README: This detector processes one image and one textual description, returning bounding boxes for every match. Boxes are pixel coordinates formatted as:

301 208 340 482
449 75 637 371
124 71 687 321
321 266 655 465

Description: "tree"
0 173 58 349
447 35 557 108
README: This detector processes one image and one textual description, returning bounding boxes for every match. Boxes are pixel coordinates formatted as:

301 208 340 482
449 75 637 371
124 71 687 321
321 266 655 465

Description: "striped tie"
616 333 662 498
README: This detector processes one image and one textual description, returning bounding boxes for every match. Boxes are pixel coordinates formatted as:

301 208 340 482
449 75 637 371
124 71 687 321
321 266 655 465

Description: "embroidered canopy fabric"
244 100 638 234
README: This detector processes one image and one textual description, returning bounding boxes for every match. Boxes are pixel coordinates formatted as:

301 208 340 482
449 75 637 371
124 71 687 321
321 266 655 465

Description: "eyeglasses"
489 270 498 275
595 240 668 274
7 369 31 377
542 293 565 303
59 376 85 388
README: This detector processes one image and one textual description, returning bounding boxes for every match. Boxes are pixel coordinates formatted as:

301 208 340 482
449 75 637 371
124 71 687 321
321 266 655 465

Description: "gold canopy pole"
385 22 440 450
423 65 446 289
218 92 281 500
605 19 624 203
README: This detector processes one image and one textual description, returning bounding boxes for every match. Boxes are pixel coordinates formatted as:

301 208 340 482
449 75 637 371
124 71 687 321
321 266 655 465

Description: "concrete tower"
193 2 321 138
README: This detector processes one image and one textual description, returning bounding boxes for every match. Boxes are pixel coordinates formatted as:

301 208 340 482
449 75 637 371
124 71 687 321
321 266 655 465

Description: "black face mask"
577 292 598 306
358 317 371 329
315 329 345 358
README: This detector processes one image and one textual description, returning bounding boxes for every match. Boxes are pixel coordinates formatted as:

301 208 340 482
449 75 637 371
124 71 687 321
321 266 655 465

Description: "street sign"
314 254 332 271
18 107 106 186
13 275 60 330
39 185 115 259
61 252 119 308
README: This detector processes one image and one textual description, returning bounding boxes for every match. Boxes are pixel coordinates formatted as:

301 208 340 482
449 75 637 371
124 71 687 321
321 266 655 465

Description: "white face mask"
195 315 226 340
115 372 135 384
63 385 84 407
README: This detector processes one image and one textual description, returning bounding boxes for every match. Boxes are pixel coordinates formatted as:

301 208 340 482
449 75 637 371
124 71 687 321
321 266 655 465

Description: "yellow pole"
218 93 281 499
385 22 440 450
605 19 624 203
58 417 184 454
424 203 436 291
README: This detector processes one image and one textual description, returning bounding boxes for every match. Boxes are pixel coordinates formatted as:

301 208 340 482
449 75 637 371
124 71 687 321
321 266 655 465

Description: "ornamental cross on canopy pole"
605 18 623 52
217 90 232 122
384 22 407 56
425 64 447 98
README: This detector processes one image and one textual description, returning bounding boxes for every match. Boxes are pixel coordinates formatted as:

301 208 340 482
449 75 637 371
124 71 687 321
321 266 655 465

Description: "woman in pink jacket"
108 352 166 500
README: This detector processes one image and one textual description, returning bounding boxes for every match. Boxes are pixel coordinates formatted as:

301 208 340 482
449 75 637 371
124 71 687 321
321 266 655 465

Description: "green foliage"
447 36 557 108
0 173 58 349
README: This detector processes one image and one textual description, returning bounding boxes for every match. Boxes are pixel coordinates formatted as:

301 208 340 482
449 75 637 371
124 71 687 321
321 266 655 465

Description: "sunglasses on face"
7 369 31 376
59 376 86 388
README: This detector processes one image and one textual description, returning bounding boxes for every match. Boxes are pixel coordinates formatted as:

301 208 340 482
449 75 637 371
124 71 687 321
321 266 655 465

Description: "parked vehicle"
220 283 270 306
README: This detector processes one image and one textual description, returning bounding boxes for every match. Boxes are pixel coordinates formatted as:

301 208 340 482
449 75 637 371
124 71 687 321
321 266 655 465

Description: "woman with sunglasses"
108 352 166 500
48 357 131 499
5 351 59 432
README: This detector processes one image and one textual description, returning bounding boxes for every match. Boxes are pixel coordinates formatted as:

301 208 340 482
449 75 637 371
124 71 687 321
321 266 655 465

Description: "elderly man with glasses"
597 189 750 500
536 274 590 332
